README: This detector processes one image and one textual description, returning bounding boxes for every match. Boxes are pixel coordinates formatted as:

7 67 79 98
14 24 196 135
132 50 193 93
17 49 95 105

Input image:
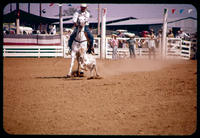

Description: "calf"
80 53 100 79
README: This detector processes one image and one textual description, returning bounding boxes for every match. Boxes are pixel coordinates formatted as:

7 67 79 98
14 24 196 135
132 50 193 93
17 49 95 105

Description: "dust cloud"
96 57 183 77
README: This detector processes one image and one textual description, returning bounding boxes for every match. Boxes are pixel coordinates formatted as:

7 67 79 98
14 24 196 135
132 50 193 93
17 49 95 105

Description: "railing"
3 45 63 58
3 34 63 58
3 35 194 60
166 38 191 59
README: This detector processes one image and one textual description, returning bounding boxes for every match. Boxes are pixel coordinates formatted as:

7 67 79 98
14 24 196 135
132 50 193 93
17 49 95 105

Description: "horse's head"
77 16 86 28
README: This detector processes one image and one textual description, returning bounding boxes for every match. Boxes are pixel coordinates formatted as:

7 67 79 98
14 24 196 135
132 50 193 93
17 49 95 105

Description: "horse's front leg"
94 65 100 77
67 52 76 77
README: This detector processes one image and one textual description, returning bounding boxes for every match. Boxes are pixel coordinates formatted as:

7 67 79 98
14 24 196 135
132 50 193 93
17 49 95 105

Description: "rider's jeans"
68 25 94 49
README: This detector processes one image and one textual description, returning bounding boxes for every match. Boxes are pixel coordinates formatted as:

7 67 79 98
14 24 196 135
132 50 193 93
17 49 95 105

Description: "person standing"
157 29 162 48
127 34 136 58
109 34 119 60
167 29 174 38
148 33 156 59
176 29 190 40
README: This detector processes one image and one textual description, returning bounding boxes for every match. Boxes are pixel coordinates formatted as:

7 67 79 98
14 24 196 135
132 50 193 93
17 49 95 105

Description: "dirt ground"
3 57 197 135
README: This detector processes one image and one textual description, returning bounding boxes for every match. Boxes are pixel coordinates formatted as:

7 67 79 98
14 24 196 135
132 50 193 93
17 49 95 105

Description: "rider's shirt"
73 10 90 26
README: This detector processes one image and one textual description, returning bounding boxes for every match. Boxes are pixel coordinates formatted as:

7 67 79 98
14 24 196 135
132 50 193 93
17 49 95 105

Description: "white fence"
91 37 193 60
3 34 63 58
166 38 192 59
3 45 64 58
3 35 195 60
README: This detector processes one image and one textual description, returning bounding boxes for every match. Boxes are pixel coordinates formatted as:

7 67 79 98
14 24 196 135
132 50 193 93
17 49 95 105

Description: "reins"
74 39 87 43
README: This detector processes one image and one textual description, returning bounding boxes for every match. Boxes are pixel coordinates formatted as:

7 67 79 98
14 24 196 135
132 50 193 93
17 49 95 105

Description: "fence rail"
3 45 63 58
3 35 196 60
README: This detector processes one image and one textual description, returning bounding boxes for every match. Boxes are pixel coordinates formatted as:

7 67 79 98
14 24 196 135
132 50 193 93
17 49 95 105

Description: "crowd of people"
108 28 197 60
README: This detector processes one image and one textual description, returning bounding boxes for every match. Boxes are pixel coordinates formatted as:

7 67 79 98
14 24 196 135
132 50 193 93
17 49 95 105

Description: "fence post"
97 38 101 58
38 47 40 58
162 8 168 59
100 8 107 59
63 36 66 58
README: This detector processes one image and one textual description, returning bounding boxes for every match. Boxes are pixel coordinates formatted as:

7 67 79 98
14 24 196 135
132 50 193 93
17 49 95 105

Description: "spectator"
137 39 143 48
167 29 174 38
149 29 155 35
157 29 162 38
176 29 190 40
148 33 156 59
156 29 162 48
109 34 119 60
126 34 136 58
122 40 127 48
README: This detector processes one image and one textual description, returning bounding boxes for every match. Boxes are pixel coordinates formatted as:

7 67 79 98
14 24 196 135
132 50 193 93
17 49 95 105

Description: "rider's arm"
85 11 90 25
72 12 79 26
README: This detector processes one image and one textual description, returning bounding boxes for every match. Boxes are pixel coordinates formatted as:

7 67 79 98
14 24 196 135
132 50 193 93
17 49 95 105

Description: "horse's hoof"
95 75 102 79
87 77 94 80
79 72 84 77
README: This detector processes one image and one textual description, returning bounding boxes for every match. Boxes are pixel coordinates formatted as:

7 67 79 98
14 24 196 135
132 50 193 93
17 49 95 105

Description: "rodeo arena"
3 3 198 135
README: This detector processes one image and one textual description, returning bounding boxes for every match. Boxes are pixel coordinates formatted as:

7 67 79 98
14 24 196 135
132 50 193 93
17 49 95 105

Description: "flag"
188 9 193 14
172 9 176 14
164 8 167 15
49 3 54 7
180 9 184 14
163 9 168 22
42 9 46 14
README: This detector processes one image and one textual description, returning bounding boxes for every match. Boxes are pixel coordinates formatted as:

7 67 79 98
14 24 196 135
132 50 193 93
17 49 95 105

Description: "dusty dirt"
3 57 197 135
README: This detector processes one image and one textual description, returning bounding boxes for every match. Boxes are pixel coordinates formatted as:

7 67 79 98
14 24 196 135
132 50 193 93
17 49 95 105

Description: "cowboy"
148 33 156 59
126 33 136 58
109 34 119 60
176 29 190 40
68 4 94 53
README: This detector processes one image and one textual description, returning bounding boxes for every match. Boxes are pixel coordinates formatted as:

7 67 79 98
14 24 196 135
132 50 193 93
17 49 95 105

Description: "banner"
171 8 193 14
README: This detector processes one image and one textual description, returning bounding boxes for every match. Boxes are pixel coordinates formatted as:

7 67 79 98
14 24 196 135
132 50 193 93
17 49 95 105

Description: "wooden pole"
16 3 20 34
97 4 101 36
28 3 30 13
9 3 12 32
161 8 168 59
59 4 63 45
100 8 107 59
40 3 42 33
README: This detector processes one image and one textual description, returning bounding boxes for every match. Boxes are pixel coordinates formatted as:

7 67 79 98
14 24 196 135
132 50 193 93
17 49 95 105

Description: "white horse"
67 16 88 78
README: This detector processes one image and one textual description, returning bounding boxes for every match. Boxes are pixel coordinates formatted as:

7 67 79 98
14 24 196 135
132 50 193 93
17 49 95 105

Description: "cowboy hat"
124 33 135 38
80 4 87 7
112 34 117 37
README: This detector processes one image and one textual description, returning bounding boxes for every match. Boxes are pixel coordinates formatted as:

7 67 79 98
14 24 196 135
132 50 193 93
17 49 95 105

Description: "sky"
3 3 197 20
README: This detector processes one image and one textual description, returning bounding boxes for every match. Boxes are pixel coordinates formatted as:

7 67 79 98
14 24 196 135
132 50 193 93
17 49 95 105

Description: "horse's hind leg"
94 65 100 77
67 52 76 77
